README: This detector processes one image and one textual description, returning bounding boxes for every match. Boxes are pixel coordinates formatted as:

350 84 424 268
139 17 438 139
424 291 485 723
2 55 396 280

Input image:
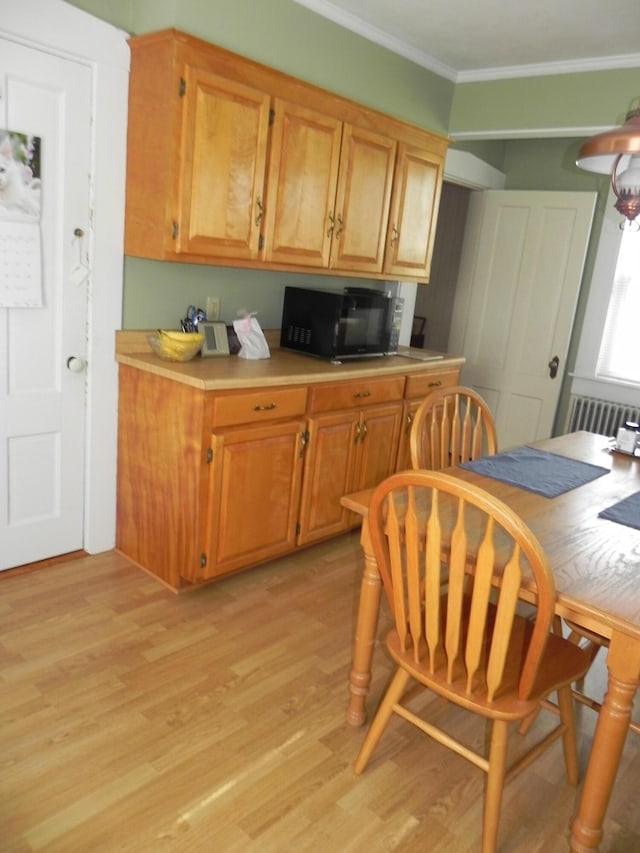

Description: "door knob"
548 355 560 379
66 356 86 373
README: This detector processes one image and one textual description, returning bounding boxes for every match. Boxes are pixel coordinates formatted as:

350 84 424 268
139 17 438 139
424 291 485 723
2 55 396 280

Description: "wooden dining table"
341 431 640 852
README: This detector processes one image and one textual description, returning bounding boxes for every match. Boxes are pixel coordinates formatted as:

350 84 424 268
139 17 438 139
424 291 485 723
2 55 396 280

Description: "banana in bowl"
148 329 204 362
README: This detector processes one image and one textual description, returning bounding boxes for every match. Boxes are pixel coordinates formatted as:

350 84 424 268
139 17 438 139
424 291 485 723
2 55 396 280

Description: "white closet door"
0 38 92 569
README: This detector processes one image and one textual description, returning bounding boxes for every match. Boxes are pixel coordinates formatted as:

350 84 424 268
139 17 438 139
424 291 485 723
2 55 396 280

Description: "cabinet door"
263 98 342 267
330 125 396 273
177 65 271 259
353 402 403 491
297 411 359 546
200 419 306 579
384 142 444 280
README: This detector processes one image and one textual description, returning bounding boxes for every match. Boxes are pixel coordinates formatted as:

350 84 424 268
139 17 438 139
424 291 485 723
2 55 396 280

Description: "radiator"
564 394 640 436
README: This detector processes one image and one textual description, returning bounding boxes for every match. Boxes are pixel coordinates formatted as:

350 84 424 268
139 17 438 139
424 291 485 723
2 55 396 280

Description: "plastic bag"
233 312 270 360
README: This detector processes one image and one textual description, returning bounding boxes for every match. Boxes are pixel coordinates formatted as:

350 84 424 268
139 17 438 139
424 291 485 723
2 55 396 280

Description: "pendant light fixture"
576 100 640 229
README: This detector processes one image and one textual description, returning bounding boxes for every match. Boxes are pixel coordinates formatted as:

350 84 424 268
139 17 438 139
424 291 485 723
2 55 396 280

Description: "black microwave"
280 286 403 362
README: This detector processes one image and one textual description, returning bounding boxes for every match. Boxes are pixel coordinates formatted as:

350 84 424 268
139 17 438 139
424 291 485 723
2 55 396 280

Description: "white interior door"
0 39 92 570
448 189 596 450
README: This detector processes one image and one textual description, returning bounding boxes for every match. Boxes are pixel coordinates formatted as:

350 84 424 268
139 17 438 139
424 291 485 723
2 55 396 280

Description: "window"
596 228 640 384
571 191 640 407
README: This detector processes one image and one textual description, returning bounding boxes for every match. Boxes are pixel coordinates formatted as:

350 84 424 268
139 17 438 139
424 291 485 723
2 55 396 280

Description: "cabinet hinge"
200 553 207 568
206 447 213 464
269 108 275 126
171 221 178 239
179 77 186 97
258 234 264 250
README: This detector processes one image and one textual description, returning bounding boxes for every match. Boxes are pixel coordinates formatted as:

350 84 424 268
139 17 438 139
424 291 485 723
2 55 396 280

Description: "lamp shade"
576 104 640 174
577 101 640 227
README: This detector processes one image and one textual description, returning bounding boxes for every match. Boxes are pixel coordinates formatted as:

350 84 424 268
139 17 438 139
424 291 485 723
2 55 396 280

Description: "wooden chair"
353 470 592 853
409 384 498 470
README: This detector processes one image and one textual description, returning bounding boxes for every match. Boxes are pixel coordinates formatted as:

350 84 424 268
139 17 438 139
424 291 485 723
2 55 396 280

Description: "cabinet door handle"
255 197 264 226
360 420 368 442
354 421 361 444
334 213 343 239
390 225 399 247
299 429 309 458
253 402 276 411
405 412 414 433
327 211 335 237
353 390 371 399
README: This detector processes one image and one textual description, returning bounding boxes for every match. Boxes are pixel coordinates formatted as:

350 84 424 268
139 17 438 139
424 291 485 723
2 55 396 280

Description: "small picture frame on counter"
200 321 230 357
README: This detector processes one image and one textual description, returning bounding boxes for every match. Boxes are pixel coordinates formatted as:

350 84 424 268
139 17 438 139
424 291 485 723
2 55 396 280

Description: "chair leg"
556 684 579 785
518 707 537 735
353 668 411 774
482 719 509 853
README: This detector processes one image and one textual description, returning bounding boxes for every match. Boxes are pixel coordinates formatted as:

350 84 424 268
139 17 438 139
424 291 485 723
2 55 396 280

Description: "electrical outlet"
206 296 221 321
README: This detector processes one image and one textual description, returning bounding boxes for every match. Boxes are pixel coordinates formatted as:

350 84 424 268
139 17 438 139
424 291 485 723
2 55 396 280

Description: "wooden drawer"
405 368 460 400
308 375 404 414
211 386 307 428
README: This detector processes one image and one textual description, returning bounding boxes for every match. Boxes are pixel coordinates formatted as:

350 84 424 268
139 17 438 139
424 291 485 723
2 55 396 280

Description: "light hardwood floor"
1 537 639 852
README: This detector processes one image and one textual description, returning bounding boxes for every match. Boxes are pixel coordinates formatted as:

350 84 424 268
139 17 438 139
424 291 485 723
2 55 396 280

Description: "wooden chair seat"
353 470 592 853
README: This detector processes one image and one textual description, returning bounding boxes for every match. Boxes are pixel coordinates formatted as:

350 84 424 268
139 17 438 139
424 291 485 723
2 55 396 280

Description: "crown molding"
457 52 640 83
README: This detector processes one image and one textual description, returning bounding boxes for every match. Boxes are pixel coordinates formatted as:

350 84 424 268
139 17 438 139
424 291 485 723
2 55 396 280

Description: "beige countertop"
115 330 465 391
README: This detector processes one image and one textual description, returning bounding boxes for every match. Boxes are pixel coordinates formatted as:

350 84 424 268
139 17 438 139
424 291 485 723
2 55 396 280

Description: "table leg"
570 631 640 852
346 519 383 726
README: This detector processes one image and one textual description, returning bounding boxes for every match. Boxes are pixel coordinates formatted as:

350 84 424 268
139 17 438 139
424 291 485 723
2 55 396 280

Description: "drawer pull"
353 390 371 399
428 380 442 388
253 402 277 411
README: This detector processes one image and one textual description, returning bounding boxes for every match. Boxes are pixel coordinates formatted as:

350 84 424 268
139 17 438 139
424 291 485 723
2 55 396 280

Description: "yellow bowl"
148 330 204 362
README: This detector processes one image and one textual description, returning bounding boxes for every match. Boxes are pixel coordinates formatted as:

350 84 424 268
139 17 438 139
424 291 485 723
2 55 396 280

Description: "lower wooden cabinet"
197 419 306 580
297 401 402 546
116 357 462 590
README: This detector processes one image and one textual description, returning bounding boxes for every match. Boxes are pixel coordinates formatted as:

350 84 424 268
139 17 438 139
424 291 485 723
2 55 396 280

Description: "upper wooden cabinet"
176 66 270 260
124 29 448 281
262 99 342 269
384 143 444 278
263 102 396 274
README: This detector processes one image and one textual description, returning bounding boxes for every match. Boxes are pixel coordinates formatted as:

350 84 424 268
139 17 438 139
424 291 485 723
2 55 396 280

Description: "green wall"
450 69 640 137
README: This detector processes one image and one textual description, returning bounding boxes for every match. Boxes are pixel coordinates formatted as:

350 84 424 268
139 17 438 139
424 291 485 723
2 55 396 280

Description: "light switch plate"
206 296 221 321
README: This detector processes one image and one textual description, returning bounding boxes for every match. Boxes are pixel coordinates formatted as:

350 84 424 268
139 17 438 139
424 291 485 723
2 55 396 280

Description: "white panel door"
0 39 91 569
449 190 596 450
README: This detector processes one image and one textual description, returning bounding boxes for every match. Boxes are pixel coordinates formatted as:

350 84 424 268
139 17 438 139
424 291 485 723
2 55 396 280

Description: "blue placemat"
598 491 640 530
461 445 609 498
